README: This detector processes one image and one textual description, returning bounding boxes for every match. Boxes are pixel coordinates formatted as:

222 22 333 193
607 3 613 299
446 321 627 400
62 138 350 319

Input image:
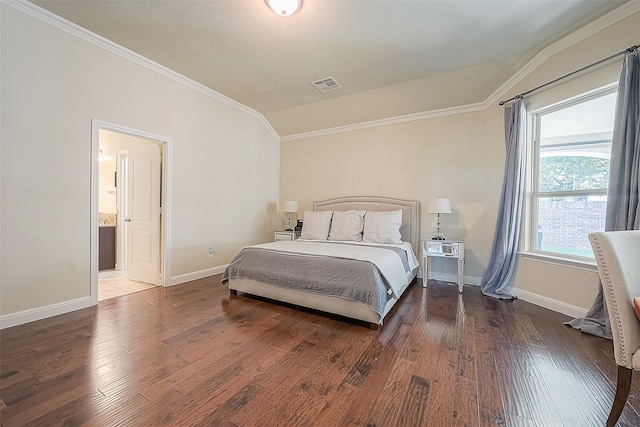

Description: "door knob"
124 218 132 222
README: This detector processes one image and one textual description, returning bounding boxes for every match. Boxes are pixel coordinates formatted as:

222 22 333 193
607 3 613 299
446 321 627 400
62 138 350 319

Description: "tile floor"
98 270 158 301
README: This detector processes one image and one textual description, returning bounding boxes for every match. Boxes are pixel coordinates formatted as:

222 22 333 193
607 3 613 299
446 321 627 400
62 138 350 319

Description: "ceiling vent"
311 77 342 93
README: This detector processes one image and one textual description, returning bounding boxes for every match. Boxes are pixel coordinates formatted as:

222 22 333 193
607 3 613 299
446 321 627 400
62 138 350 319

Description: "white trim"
91 123 99 306
91 120 173 305
482 3 636 108
170 265 228 286
279 102 485 142
519 252 598 272
0 297 91 330
2 0 280 142
4 0 637 143
116 150 129 271
512 288 588 319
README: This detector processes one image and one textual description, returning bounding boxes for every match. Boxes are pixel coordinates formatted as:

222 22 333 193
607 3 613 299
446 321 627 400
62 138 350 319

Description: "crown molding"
279 102 485 142
282 0 640 142
484 0 640 107
2 0 281 141
5 0 638 143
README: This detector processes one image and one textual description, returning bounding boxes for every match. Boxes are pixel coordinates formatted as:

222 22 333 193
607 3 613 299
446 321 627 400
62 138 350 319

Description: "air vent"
311 77 342 93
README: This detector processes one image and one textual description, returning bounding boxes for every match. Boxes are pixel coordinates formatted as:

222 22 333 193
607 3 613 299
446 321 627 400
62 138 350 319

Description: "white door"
126 142 161 284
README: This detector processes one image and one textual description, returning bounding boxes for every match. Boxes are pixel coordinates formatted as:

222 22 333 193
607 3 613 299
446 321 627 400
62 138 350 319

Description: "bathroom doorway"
91 120 172 304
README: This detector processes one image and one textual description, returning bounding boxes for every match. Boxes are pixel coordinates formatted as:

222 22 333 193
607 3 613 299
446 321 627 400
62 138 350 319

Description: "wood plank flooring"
2 275 639 426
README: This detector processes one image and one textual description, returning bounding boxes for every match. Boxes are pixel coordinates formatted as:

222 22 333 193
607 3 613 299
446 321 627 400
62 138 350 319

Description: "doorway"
91 120 172 305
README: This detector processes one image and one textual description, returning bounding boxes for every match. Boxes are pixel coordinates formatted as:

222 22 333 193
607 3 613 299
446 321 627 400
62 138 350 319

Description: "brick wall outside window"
538 200 607 252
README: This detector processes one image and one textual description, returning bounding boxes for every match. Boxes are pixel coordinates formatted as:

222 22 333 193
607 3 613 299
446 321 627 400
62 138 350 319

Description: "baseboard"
170 265 228 286
1 265 230 329
0 296 91 330
0 271 586 329
512 288 588 319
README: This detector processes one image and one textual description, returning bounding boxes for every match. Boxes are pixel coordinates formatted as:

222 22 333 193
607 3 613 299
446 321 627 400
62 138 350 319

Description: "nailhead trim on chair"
592 234 628 367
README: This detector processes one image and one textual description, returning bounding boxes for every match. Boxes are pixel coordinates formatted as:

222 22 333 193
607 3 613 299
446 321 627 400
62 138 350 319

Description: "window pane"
540 92 616 141
532 88 616 259
538 156 610 192
536 196 607 257
538 91 615 192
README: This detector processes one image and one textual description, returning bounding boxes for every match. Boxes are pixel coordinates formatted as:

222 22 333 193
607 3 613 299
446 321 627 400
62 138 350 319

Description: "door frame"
116 149 129 271
90 119 172 306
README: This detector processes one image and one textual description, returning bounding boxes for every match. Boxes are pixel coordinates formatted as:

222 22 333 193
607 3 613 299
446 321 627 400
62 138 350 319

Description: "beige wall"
281 10 640 315
281 110 503 283
1 5 279 318
2 1 638 325
98 157 117 214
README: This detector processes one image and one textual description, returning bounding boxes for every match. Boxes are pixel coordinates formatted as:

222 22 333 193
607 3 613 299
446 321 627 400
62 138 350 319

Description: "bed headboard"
313 196 420 255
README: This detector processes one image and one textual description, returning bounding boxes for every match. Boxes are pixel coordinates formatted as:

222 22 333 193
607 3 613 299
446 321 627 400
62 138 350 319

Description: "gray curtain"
566 47 640 339
482 97 526 299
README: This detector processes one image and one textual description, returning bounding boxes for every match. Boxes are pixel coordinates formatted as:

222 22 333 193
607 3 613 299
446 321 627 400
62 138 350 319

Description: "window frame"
528 84 617 261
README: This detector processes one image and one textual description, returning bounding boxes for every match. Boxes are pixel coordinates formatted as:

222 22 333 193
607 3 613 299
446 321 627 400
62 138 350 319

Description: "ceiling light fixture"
266 0 301 17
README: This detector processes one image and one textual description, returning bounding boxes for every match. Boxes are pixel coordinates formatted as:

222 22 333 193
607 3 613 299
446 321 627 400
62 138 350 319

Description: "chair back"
589 230 640 369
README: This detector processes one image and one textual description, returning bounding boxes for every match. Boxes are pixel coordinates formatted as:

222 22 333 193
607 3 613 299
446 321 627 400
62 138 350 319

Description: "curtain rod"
498 43 640 106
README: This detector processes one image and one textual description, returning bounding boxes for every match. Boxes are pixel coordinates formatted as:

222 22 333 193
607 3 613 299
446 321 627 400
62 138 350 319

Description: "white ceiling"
29 0 628 136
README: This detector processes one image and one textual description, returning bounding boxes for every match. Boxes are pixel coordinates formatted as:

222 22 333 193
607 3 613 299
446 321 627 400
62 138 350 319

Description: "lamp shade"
266 0 301 16
427 198 452 214
282 200 298 213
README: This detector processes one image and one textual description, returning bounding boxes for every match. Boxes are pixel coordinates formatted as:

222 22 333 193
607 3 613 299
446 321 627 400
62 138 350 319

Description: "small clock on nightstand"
274 230 297 241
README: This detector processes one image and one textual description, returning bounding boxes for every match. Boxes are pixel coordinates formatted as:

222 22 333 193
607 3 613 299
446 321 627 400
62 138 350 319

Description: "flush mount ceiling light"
266 0 301 16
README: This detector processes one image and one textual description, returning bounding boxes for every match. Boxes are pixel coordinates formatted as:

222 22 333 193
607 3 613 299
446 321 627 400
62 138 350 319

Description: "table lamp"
427 198 452 240
282 200 298 231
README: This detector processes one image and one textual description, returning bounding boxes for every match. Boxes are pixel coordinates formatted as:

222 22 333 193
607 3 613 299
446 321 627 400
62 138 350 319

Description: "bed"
222 196 420 328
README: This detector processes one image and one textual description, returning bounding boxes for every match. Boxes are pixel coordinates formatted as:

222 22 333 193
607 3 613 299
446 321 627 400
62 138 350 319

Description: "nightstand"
422 239 464 293
275 230 297 241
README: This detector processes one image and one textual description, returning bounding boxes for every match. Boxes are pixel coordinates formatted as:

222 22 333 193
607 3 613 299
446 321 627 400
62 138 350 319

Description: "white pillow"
300 210 333 240
328 210 366 242
363 210 403 244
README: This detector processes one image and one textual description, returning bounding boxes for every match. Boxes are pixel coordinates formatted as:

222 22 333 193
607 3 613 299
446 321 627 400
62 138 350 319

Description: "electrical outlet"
208 247 214 257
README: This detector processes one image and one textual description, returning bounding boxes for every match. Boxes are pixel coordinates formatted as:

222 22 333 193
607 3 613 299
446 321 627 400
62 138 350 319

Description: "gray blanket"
222 243 410 316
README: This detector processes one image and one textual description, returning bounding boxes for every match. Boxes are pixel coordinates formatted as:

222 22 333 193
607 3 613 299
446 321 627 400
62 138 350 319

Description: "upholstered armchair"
588 230 640 427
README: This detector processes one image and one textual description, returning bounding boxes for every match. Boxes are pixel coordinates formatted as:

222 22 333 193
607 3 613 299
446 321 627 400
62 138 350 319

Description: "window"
531 87 617 259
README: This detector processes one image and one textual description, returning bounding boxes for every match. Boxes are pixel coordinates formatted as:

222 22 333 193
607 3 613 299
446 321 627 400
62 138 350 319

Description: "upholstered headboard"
313 196 420 255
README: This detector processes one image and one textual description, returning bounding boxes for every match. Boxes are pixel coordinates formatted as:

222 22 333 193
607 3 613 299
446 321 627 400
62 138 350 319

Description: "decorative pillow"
328 210 366 242
300 210 333 240
634 297 640 321
363 210 403 245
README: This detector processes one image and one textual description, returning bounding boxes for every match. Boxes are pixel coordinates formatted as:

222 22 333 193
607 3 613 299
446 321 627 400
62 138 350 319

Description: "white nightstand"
422 239 465 293
275 230 297 241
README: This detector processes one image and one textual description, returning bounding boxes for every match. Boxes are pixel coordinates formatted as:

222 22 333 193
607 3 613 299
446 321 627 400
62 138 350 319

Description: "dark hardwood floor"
1 275 639 426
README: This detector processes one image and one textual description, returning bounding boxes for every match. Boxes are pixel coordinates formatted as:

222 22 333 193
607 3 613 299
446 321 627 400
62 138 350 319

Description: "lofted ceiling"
29 0 628 136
